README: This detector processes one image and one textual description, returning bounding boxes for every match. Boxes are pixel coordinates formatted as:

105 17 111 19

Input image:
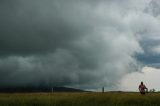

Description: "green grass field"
0 92 160 106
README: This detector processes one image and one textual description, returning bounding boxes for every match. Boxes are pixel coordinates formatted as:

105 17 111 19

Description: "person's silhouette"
139 81 148 95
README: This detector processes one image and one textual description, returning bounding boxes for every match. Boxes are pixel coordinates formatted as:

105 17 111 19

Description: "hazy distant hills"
53 87 84 92
0 86 85 92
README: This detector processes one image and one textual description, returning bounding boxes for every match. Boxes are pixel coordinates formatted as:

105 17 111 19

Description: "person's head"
141 81 143 85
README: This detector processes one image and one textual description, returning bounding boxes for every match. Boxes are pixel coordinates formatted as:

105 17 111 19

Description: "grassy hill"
0 92 160 106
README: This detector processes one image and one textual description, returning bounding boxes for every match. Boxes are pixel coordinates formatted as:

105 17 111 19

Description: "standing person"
139 81 148 95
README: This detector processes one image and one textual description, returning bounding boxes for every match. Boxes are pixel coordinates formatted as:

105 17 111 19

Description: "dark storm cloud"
0 0 88 55
145 0 160 17
0 0 155 90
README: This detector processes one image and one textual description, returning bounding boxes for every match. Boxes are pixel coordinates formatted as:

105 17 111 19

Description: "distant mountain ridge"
0 86 85 92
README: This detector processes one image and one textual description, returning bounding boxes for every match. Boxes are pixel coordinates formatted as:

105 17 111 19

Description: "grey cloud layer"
0 0 158 90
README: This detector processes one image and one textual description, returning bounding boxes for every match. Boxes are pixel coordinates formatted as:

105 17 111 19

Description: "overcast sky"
0 0 160 91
